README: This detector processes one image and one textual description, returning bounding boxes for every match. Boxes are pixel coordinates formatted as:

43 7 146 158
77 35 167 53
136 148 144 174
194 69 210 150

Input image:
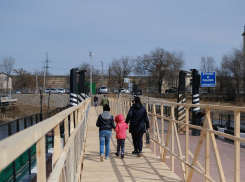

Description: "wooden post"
70 113 74 134
205 109 210 182
64 117 69 144
185 106 189 180
161 103 164 161
234 110 240 182
171 105 175 172
36 136 46 182
53 124 61 165
153 102 156 154
146 102 148 113
75 110 78 127
78 108 81 123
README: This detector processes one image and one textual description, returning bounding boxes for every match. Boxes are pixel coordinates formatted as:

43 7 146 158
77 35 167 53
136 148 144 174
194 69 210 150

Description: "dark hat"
103 104 110 111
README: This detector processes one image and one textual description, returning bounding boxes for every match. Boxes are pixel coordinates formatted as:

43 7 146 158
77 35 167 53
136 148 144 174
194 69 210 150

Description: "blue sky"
0 1 244 75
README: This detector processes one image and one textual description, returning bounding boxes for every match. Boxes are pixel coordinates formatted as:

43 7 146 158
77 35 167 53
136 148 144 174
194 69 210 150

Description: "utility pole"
46 52 51 75
109 64 111 92
36 69 38 94
43 65 46 92
89 51 94 95
101 61 103 86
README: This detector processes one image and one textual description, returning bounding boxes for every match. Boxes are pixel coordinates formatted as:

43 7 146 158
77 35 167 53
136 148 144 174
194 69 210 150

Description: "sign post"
200 72 216 87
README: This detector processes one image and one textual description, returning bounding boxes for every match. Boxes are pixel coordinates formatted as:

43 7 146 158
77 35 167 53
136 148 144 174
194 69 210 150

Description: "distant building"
0 73 12 90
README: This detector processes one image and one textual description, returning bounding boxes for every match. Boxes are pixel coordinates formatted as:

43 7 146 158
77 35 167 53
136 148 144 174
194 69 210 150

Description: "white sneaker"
100 155 104 162
105 156 109 160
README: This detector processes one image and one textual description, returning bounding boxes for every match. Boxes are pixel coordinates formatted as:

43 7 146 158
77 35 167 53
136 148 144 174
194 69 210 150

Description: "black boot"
121 154 124 159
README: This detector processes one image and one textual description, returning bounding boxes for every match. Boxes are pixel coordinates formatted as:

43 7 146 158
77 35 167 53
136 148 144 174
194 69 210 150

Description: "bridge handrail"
0 98 91 182
110 97 243 182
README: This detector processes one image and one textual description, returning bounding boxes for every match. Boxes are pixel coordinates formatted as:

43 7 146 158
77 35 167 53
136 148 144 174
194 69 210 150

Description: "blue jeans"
94 101 97 107
99 130 112 157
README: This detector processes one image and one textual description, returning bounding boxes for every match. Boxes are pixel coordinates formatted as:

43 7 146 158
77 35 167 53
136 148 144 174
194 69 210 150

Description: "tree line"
200 46 245 94
2 45 244 94
77 47 185 93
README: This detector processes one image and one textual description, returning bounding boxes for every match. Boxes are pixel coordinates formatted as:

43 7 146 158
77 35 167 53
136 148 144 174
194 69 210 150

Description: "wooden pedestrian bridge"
0 97 245 182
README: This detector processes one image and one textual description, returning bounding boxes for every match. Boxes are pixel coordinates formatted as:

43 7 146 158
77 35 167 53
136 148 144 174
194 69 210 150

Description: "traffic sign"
200 72 216 87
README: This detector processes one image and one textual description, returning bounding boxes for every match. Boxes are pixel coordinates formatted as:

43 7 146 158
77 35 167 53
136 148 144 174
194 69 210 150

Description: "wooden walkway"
81 106 182 182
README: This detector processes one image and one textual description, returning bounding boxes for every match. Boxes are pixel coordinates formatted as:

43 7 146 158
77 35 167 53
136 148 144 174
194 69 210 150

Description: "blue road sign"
201 72 216 87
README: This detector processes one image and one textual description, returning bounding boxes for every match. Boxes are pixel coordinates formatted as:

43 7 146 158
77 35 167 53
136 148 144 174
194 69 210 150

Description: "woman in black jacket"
126 97 149 157
96 104 115 162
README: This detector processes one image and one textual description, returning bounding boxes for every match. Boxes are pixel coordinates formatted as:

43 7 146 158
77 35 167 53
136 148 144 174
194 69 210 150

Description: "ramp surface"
81 106 182 182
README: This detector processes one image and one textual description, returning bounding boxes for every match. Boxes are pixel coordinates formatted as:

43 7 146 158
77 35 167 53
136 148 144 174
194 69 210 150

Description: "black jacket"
126 103 150 133
96 111 115 132
94 96 98 102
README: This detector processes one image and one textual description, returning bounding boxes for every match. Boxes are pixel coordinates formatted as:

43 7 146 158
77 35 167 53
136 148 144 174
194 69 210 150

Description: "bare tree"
168 51 185 88
221 48 244 93
76 62 100 85
216 66 233 94
199 56 216 72
111 56 134 88
199 56 216 93
13 68 35 89
1 56 15 91
135 48 172 93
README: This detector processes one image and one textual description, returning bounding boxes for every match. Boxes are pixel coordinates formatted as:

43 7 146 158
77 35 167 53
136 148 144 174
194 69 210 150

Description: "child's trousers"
117 139 125 154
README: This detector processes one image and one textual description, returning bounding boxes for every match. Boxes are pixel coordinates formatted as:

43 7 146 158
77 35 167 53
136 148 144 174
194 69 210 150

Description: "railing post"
64 117 69 144
70 112 75 133
75 109 78 126
185 106 189 180
13 161 16 182
36 136 46 182
234 110 240 182
161 103 164 161
171 105 175 172
29 148 32 174
53 124 61 166
205 108 210 182
153 102 156 155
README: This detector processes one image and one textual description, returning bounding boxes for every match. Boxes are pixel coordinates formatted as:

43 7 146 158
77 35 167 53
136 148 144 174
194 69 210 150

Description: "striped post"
70 68 78 106
177 71 187 133
191 69 200 136
77 70 87 103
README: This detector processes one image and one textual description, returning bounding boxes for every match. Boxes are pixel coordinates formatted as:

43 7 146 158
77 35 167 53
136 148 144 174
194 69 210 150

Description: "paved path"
81 106 182 182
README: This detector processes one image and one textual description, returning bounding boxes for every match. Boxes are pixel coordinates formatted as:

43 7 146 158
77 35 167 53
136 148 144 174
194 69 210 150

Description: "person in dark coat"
126 96 150 157
94 95 98 107
96 104 115 162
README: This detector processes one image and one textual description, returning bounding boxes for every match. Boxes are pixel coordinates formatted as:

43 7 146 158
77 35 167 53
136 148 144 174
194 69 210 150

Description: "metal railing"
0 113 42 141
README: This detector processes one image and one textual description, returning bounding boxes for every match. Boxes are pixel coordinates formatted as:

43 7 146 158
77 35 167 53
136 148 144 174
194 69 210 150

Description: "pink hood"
115 114 125 123
114 114 128 139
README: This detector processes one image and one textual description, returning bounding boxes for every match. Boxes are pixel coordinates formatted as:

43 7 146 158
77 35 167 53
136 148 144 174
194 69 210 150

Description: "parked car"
165 87 176 94
66 89 70 94
125 89 130 94
119 88 125 93
14 90 21 94
114 89 118 93
57 88 66 94
45 88 59 94
98 86 108 94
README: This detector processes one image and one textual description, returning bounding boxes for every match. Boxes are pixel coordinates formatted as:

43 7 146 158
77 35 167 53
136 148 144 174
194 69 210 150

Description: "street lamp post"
101 61 103 86
89 51 94 95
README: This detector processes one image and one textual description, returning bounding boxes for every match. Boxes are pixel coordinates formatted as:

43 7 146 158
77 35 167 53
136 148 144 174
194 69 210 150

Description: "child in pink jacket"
114 114 128 159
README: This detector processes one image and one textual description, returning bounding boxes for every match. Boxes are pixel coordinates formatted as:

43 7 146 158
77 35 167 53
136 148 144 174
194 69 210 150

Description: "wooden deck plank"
81 106 182 182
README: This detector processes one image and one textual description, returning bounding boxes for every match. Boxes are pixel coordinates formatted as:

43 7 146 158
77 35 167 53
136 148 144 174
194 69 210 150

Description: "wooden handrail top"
116 97 245 111
0 98 90 172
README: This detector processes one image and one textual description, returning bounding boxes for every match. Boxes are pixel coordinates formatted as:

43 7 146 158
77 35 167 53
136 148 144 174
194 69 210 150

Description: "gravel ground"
12 94 70 107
